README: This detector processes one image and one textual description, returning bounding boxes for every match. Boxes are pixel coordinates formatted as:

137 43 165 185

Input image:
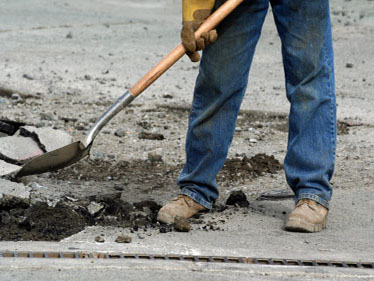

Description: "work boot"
157 195 207 224
285 199 328 233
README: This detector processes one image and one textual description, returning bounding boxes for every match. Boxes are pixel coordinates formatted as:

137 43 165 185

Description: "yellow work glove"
182 0 218 62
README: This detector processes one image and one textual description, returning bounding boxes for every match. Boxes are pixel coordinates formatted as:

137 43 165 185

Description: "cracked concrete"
19 126 72 152
0 160 20 176
0 136 43 164
0 178 30 203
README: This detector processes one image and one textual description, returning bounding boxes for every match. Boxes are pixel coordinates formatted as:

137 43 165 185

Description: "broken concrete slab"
87 201 104 216
0 178 31 207
19 126 72 152
0 136 43 164
0 160 21 177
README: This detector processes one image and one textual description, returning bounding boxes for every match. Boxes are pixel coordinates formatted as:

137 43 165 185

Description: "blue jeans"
178 0 336 209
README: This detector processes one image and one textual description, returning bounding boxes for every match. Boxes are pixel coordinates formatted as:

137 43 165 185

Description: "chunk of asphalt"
0 178 31 207
0 160 21 177
19 126 72 152
174 216 191 232
0 119 25 135
0 136 43 164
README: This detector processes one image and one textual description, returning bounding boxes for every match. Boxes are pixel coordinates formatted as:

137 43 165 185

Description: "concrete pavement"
0 0 373 280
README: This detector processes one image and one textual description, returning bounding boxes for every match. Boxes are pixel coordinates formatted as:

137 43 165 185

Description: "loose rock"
138 131 164 140
174 216 191 232
346 62 354 68
226 190 249 207
148 149 163 162
114 128 127 137
115 235 132 243
95 236 105 243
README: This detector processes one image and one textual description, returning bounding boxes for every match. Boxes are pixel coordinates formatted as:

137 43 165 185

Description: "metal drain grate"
0 251 373 269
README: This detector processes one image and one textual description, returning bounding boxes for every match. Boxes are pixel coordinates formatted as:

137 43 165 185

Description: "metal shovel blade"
15 91 134 178
16 141 90 177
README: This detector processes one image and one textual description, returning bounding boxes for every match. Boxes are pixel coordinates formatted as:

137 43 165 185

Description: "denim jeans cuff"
180 189 213 210
295 193 329 209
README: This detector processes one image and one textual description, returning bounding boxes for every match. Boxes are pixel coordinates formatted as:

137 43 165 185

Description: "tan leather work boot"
285 199 328 233
157 195 207 224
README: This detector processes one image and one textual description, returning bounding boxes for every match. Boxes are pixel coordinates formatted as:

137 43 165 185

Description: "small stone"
148 149 163 162
11 93 22 101
84 74 92 80
137 233 145 239
345 62 354 68
163 94 173 99
174 216 191 232
115 235 132 243
249 138 258 143
114 128 127 137
95 236 105 243
66 32 73 39
22 74 34 80
138 131 164 140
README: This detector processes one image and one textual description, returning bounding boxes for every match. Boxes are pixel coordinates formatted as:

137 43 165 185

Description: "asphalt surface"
1 0 374 280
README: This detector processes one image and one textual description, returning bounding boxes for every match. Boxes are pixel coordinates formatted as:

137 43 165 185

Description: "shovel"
16 0 244 178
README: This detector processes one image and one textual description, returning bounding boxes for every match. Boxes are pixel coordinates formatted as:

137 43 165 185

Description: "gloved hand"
182 0 218 62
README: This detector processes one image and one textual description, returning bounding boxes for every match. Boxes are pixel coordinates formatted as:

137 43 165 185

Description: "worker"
157 0 336 232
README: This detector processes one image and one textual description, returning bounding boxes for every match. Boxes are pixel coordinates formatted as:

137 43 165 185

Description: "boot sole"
285 219 327 233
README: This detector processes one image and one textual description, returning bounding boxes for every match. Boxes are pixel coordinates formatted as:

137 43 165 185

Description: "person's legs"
271 0 336 232
271 0 336 209
178 0 270 209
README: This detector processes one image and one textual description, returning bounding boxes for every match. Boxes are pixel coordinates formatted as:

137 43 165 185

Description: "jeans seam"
180 189 213 209
296 193 329 209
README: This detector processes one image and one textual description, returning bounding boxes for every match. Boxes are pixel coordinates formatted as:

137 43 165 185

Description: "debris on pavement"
115 235 132 243
174 216 191 232
95 236 105 243
225 190 249 208
138 131 165 140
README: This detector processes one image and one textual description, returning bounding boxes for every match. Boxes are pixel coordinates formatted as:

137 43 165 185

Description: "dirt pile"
0 153 283 241
52 153 283 187
225 190 249 207
218 153 282 185
0 195 162 241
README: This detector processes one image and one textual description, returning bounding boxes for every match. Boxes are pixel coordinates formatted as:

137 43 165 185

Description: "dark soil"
0 196 162 241
0 153 282 241
217 154 283 185
53 153 282 187
226 190 249 207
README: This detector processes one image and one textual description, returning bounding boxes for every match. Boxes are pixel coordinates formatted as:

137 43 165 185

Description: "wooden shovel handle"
129 0 243 97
